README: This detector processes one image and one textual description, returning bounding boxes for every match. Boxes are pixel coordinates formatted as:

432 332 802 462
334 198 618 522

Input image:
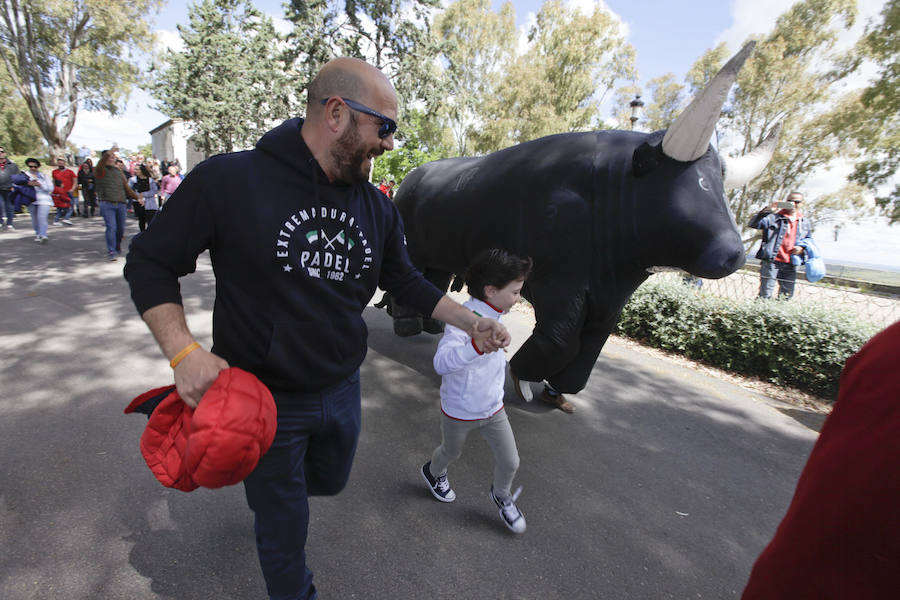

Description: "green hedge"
614 278 880 400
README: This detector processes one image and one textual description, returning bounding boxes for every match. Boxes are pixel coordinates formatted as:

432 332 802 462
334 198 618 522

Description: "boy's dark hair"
465 249 533 301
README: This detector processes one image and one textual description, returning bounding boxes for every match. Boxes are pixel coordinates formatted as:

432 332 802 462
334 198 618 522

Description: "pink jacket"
159 173 182 197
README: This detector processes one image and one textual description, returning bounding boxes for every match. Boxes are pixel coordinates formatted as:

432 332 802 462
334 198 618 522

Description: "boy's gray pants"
430 408 519 499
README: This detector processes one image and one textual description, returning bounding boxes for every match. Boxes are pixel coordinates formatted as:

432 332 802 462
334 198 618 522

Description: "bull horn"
722 122 782 188
661 42 756 162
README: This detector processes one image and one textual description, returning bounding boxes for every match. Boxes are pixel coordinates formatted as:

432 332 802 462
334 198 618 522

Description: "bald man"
125 57 510 599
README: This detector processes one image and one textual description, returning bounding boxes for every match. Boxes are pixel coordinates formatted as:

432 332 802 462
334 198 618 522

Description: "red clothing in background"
52 167 76 193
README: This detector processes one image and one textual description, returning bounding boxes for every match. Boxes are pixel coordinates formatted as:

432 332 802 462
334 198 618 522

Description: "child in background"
421 249 532 534
51 181 73 226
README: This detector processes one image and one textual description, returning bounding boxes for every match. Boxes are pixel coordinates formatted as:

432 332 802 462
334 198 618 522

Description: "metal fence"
655 270 900 330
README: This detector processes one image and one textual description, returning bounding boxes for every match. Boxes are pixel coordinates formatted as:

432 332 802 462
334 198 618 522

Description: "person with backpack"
129 164 159 231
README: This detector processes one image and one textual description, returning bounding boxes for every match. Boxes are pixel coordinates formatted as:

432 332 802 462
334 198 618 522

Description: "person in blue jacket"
748 191 811 299
124 57 510 600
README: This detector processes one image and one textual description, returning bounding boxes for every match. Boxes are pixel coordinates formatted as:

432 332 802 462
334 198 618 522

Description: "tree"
0 68 42 155
702 0 875 243
282 0 342 103
433 0 517 156
373 108 452 184
845 0 899 224
0 0 158 159
623 74 684 132
471 0 636 153
151 0 292 155
339 0 444 114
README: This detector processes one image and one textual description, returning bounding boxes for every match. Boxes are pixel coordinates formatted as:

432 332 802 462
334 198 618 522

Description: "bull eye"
698 176 710 192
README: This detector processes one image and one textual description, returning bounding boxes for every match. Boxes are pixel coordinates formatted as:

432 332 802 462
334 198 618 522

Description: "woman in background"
129 164 159 231
95 150 138 260
78 159 97 218
14 158 53 243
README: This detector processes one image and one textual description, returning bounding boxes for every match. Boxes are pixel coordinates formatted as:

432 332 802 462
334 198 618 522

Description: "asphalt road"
0 217 820 599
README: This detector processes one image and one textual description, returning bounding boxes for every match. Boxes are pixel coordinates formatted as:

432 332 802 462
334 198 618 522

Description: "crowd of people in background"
0 144 183 258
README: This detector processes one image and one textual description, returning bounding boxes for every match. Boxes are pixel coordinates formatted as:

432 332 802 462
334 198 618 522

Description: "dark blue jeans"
243 370 362 600
0 188 13 226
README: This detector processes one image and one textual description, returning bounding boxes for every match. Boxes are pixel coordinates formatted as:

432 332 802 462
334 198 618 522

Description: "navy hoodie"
125 118 443 393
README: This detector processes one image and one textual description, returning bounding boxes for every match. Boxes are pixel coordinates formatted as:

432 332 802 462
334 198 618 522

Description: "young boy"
421 249 532 534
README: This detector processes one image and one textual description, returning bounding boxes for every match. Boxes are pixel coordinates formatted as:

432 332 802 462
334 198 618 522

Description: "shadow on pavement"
1 223 818 599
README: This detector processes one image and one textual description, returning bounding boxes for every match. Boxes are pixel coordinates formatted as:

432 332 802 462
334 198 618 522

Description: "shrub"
615 278 880 400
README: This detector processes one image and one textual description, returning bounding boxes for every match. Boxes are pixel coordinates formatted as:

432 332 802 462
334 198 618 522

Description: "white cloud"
155 29 184 54
270 16 293 36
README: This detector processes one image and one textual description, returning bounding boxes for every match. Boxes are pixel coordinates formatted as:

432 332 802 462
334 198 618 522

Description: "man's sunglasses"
321 97 397 139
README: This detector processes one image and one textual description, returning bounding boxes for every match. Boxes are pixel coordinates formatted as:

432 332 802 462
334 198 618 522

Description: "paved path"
0 218 821 599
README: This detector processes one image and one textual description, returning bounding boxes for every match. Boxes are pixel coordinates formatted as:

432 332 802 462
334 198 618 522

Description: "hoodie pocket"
263 316 368 386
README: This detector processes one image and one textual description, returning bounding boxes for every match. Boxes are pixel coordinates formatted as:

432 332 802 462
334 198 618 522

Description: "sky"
65 0 898 268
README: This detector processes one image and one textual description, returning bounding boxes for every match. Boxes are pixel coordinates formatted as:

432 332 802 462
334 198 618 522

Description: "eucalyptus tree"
612 74 685 132
703 0 874 241
433 0 517 156
0 0 159 159
151 0 292 155
845 0 899 224
471 0 635 153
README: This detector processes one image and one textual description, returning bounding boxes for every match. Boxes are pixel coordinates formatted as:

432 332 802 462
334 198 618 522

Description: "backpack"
134 177 150 193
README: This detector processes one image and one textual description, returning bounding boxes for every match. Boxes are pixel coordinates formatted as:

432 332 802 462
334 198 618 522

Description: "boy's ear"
484 285 498 299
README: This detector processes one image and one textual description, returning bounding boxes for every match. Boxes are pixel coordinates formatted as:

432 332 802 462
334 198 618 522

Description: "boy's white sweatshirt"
433 297 506 420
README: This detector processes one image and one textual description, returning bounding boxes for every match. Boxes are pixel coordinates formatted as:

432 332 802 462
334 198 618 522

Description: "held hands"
172 347 229 408
470 317 511 353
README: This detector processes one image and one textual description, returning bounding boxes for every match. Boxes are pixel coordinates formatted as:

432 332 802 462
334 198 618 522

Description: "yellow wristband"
169 342 201 369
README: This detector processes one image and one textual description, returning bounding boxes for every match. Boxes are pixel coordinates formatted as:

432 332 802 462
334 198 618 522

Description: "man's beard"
331 113 372 184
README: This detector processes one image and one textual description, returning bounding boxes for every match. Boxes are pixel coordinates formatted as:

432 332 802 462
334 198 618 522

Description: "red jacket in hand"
125 367 277 492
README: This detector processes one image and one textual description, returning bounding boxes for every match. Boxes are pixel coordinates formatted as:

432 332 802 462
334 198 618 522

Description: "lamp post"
629 94 644 130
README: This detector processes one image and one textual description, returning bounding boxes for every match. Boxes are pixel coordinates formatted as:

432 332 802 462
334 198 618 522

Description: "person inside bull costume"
385 42 781 412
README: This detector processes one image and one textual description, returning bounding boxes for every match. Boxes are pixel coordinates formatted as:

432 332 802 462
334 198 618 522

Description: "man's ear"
320 98 344 134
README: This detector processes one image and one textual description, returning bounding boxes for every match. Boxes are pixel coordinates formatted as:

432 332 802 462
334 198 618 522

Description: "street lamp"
629 94 644 130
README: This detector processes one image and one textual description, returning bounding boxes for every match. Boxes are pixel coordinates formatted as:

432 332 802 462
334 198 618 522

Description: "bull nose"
693 235 746 278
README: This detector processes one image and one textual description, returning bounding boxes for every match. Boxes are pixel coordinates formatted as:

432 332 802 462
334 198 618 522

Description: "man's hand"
790 247 805 255
173 348 229 408
471 317 510 353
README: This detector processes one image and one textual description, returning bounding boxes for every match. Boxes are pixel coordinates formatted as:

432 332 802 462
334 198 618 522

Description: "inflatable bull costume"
388 42 779 394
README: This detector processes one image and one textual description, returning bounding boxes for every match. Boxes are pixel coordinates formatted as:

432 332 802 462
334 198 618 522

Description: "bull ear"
661 42 756 162
632 141 664 177
722 122 782 189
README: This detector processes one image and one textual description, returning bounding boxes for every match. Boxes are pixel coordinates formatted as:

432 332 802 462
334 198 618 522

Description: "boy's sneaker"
421 461 456 502
62 219 73 225
490 485 526 533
